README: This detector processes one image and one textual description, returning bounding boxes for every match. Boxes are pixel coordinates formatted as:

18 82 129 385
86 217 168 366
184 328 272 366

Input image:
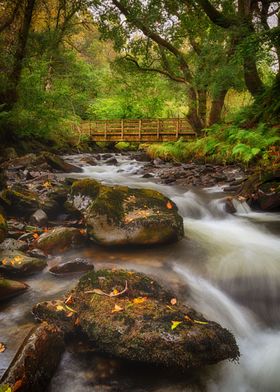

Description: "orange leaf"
166 201 173 209
0 342 6 353
33 233 39 239
13 379 23 391
133 297 147 304
112 304 123 313
170 298 177 305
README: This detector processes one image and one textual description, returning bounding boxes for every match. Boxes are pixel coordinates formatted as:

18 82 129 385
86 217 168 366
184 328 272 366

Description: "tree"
91 0 243 133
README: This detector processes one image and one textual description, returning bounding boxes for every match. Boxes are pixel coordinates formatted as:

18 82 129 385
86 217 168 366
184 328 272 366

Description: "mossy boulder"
0 250 47 276
33 269 239 370
36 227 85 255
0 277 29 301
69 179 184 246
0 185 40 216
0 213 7 243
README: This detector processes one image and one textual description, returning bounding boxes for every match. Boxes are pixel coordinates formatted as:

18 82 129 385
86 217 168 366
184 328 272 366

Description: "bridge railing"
78 118 196 142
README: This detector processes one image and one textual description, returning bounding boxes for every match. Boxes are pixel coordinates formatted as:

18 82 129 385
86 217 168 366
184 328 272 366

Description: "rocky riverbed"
0 149 279 392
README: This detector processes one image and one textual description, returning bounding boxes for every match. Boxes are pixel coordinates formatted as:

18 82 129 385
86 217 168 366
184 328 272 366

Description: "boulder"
0 185 40 216
33 269 239 369
0 238 28 252
0 250 47 276
0 213 7 243
49 258 94 275
30 209 48 227
36 227 85 255
0 277 29 301
42 152 82 173
69 179 184 246
0 322 64 392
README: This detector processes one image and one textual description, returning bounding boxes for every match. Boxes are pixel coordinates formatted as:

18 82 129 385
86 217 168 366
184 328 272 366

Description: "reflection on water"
1 153 280 391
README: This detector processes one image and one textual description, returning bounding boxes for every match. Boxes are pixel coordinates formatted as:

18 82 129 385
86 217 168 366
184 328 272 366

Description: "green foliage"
146 122 280 167
115 142 139 151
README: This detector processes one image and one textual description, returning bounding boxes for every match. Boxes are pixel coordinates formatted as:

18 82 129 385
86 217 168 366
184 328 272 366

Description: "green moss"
71 179 101 199
115 142 139 151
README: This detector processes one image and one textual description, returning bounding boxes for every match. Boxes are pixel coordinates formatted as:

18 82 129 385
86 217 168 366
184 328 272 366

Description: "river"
1 153 280 391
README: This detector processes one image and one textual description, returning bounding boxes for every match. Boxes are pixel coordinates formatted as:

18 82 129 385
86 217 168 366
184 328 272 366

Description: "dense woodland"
0 0 279 166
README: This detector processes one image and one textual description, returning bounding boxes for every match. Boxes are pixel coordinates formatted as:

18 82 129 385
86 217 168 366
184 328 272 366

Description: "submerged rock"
0 322 64 392
49 258 94 275
36 227 85 255
33 269 239 370
0 277 29 301
70 179 184 246
0 250 47 275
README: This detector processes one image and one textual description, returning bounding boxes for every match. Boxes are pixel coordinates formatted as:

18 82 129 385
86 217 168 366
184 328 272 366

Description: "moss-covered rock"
69 179 184 246
33 269 239 370
0 277 29 301
0 185 40 216
36 227 85 255
0 213 7 243
0 250 47 275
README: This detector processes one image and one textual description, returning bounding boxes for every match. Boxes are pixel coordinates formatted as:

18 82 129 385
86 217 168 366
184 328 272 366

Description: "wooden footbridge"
78 118 196 142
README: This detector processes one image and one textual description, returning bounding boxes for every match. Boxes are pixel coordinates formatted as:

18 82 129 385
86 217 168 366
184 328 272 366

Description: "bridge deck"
78 118 196 142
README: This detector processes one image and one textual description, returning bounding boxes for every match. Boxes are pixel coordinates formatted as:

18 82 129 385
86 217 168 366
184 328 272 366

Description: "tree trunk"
198 89 207 127
187 87 204 134
243 55 264 96
0 0 36 110
208 89 228 126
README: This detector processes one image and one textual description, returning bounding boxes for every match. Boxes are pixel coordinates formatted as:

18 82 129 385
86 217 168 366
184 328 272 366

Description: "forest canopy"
0 0 279 147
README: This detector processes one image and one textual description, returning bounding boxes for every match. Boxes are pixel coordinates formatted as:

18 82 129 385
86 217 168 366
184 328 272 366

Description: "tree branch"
188 0 238 28
124 55 187 84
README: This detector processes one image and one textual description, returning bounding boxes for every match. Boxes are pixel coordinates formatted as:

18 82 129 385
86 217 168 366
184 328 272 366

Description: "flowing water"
1 153 280 391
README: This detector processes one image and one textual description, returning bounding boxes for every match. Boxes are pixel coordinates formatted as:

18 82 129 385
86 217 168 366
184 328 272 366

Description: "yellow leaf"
170 298 177 305
184 315 193 323
193 319 208 325
64 304 77 313
112 304 123 313
112 288 119 295
133 297 147 304
0 342 6 352
166 201 173 209
2 258 8 265
171 321 182 330
56 305 64 312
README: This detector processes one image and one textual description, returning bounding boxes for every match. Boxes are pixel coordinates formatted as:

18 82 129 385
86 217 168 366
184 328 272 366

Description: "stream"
1 153 280 391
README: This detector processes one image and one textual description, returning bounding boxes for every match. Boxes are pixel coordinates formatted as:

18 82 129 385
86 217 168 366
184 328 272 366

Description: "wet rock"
223 185 241 193
36 227 85 254
256 184 280 211
223 197 237 214
0 213 7 243
0 322 64 392
70 179 184 246
30 209 48 226
0 250 47 275
142 173 153 178
105 157 118 165
42 152 82 173
49 258 94 275
33 269 239 369
102 153 113 159
0 185 40 216
0 238 28 252
0 277 29 301
26 248 47 260
81 156 98 165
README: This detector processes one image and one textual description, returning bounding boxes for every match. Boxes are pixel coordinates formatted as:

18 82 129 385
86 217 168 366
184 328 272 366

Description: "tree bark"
208 89 227 126
187 87 204 134
0 0 36 109
198 89 207 127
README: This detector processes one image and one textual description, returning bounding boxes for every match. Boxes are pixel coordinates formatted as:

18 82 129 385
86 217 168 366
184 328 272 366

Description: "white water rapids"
1 153 279 391
78 154 280 392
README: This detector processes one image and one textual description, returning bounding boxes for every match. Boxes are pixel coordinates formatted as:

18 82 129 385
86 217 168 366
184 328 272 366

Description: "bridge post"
176 118 179 139
139 119 142 140
121 119 124 140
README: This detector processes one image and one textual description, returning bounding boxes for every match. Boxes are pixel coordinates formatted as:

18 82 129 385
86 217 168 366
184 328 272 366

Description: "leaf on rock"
184 315 193 323
0 342 6 353
33 233 39 239
171 321 182 330
170 298 177 305
65 304 77 313
112 304 123 313
133 297 147 304
193 319 208 325
166 201 173 209
56 305 64 312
